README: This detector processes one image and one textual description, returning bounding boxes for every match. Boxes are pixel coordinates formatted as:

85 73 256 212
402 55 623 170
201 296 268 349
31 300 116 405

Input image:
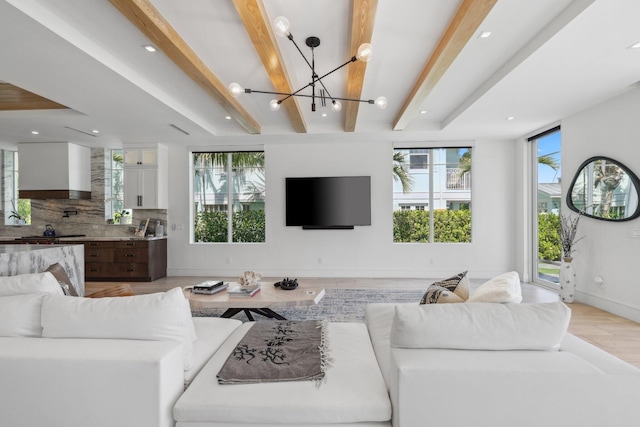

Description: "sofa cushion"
391 302 571 351
0 272 64 296
467 271 522 303
420 271 469 304
0 293 46 337
41 287 196 370
45 263 78 296
174 322 392 425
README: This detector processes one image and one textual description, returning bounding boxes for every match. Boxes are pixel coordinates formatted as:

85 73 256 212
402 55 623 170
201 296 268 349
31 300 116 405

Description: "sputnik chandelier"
229 16 387 113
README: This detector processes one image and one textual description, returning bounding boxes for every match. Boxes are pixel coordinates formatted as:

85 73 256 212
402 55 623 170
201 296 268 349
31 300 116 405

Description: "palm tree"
393 151 413 193
538 151 560 173
193 152 265 211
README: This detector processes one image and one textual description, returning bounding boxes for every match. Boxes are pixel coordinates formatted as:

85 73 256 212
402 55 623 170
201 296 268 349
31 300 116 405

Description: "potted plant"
560 213 584 261
8 200 26 225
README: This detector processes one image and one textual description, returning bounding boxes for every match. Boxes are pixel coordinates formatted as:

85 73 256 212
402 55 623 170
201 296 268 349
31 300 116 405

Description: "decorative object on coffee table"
559 213 583 303
238 270 262 287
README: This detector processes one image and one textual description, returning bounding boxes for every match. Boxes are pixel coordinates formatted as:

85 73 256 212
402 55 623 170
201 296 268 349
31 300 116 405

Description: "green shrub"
538 213 561 261
393 209 471 243
194 210 265 243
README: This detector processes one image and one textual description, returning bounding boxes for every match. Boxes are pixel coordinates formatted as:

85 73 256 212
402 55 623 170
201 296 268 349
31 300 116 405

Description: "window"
530 127 561 287
393 147 471 243
193 151 265 243
409 149 428 169
2 150 31 225
105 149 126 224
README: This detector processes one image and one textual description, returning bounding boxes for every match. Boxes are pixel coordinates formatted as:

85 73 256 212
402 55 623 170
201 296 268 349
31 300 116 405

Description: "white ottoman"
174 322 392 426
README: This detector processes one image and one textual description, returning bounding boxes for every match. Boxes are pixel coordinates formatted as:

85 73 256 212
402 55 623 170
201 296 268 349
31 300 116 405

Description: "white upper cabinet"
123 144 168 209
123 148 158 166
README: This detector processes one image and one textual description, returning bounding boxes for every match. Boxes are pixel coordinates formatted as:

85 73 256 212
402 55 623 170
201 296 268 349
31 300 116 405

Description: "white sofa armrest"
0 337 184 427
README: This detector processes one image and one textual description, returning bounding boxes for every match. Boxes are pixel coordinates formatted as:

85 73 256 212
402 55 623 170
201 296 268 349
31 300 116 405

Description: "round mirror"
567 156 640 221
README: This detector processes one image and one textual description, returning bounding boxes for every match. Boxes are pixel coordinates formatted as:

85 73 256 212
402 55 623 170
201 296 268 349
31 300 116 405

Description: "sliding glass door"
530 127 562 287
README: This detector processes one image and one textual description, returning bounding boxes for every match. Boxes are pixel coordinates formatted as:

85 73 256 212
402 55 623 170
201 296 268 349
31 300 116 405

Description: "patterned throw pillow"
46 263 78 296
420 271 469 304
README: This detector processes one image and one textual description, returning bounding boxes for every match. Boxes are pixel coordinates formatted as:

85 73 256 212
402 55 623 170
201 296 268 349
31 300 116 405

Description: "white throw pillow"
41 287 196 370
0 272 64 296
467 271 522 303
391 302 571 351
0 293 46 337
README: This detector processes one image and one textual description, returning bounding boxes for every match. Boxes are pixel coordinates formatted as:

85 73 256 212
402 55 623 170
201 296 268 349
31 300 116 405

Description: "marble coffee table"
185 282 325 321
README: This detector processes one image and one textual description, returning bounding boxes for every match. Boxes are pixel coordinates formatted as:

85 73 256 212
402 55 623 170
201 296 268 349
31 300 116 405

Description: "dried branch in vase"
560 213 584 260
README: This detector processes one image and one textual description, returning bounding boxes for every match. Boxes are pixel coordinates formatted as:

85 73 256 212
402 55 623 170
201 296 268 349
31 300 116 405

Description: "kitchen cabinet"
83 239 167 282
123 144 168 209
123 148 158 166
84 241 115 279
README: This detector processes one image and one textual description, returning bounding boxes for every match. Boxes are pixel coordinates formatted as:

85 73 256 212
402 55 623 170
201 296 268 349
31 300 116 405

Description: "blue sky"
537 131 561 184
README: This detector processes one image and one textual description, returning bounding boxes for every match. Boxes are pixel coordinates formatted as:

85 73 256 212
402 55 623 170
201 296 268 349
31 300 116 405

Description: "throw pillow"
419 271 469 304
391 302 571 351
46 263 78 296
467 271 522 303
0 293 46 337
41 287 197 370
0 272 65 296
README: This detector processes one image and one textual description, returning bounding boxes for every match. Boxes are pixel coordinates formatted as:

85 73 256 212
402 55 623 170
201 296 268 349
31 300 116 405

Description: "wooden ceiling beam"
0 83 67 111
232 0 307 133
393 0 497 131
344 0 378 132
109 0 261 134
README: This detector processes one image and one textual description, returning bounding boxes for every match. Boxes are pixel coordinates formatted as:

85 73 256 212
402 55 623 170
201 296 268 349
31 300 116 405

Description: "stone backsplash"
1 148 167 238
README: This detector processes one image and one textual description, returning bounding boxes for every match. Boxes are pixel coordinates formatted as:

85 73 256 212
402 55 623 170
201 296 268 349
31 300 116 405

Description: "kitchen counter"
57 236 167 241
0 236 167 243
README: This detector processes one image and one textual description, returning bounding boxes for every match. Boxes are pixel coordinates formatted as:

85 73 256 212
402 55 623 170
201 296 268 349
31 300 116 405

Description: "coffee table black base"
220 307 287 321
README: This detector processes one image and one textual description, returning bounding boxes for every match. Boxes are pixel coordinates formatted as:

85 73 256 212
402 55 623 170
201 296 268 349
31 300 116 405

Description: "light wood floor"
86 277 640 369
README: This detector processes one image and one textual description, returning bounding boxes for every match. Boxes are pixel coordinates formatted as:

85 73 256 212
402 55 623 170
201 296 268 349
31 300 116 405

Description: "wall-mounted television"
286 176 371 229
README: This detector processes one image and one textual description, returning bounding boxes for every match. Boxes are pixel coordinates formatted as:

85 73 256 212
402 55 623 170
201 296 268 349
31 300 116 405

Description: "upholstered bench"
173 321 392 427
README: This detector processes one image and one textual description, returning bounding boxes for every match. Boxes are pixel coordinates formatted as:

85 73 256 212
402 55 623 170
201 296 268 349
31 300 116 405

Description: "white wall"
166 135 517 280
562 88 640 321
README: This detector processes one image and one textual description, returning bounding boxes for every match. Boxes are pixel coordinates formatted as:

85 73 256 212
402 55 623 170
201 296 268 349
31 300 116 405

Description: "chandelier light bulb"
331 100 342 112
273 16 291 38
356 43 373 62
269 99 281 111
375 96 387 109
229 82 243 97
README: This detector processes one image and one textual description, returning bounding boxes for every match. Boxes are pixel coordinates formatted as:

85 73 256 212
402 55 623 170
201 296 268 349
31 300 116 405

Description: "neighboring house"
393 148 471 211
537 183 561 214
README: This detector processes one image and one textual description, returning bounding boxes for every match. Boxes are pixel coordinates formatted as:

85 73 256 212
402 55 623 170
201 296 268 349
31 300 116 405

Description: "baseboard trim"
167 267 508 280
575 290 640 323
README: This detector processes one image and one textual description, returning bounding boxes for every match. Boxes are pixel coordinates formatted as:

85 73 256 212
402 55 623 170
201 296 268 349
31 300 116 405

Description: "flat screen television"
286 176 371 229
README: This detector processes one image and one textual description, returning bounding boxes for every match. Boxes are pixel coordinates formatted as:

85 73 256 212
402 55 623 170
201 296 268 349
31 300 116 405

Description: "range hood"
18 142 91 200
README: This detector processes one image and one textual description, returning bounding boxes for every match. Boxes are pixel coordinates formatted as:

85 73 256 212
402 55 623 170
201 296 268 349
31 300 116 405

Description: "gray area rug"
191 288 425 322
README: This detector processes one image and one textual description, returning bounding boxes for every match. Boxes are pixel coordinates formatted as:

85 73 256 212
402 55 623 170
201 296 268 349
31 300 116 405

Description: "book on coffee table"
228 285 261 297
191 281 228 295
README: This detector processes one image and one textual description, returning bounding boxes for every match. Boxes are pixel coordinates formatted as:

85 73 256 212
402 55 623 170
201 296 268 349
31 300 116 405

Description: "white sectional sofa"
2 271 640 427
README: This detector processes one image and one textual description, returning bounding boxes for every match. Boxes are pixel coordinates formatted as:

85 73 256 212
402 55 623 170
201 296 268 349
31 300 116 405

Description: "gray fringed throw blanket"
217 320 329 385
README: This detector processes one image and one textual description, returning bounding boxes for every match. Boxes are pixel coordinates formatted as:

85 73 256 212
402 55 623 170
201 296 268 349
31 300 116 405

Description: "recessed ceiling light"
225 116 231 120
321 113 327 117
31 130 39 135
92 129 99 134
143 45 157 52
629 41 640 49
420 110 428 114
506 116 515 121
479 31 492 39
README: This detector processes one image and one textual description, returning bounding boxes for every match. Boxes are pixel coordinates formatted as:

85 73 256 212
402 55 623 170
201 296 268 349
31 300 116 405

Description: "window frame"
393 146 472 244
191 150 265 244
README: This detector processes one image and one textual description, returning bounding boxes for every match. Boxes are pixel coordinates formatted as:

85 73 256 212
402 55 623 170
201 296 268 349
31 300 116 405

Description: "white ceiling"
1 0 639 148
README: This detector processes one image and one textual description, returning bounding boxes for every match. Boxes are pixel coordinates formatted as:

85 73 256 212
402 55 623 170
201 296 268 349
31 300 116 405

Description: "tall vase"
559 257 576 303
